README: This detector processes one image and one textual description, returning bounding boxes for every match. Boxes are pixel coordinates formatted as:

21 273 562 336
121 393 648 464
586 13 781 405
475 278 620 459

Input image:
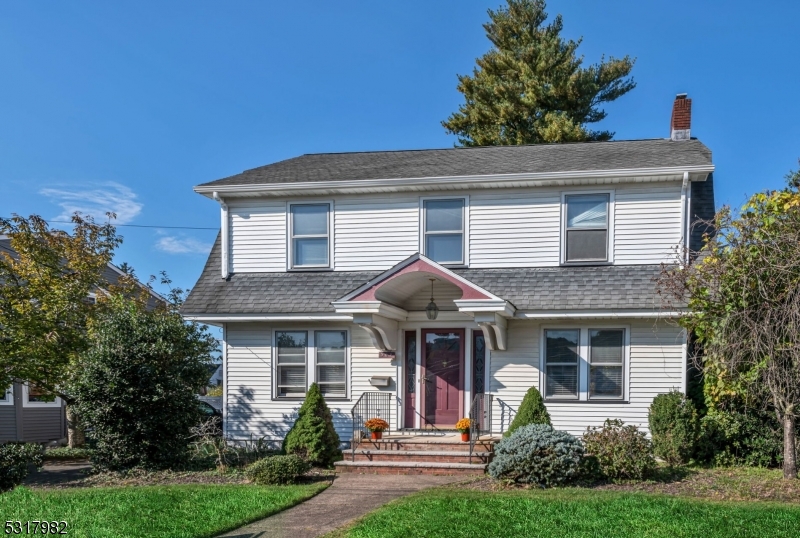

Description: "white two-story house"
182 94 714 447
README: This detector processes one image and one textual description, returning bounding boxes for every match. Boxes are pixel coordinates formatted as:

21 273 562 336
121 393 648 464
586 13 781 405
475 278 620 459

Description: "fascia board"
194 165 716 198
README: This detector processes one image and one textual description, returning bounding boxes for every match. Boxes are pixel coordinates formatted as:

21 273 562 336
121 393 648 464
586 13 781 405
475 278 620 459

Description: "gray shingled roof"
199 139 712 188
182 235 670 314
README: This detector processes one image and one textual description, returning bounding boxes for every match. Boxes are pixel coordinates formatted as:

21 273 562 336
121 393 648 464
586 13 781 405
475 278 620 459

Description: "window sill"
560 261 613 267
545 399 629 404
287 267 334 272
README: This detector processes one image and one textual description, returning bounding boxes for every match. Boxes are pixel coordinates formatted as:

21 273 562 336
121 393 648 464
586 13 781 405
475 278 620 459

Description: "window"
564 194 609 262
316 331 347 398
543 327 627 401
289 203 331 269
423 198 465 264
274 329 349 399
22 383 61 407
589 329 624 399
0 385 12 405
544 330 580 399
276 331 308 397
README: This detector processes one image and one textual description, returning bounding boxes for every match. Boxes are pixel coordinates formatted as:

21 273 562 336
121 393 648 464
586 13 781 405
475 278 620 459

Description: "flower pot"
371 431 383 440
461 432 469 442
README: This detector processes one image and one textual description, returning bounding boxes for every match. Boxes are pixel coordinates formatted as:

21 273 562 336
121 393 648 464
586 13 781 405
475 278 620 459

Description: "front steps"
334 434 496 476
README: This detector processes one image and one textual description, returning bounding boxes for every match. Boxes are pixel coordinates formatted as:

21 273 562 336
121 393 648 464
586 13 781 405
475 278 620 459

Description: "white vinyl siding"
490 319 684 436
229 200 286 273
226 182 684 273
614 183 683 264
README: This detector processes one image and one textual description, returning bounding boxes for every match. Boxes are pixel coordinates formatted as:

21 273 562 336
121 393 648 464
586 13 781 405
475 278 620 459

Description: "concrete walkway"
218 473 463 538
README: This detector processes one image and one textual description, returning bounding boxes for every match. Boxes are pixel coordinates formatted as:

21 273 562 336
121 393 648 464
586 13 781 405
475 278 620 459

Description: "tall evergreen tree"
442 0 636 146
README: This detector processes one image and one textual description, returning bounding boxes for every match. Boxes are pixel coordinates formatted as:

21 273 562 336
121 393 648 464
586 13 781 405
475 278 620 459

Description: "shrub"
504 386 551 437
488 424 583 486
282 383 342 467
72 297 216 471
649 390 699 465
695 408 783 467
246 455 310 485
1 443 44 492
43 447 94 461
583 419 655 480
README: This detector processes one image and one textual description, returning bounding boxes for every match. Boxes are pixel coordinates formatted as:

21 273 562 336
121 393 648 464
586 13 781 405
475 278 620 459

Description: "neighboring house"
0 238 165 444
181 94 715 447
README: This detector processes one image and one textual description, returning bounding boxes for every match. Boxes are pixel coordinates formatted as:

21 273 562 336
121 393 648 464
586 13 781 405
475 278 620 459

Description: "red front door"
421 329 464 428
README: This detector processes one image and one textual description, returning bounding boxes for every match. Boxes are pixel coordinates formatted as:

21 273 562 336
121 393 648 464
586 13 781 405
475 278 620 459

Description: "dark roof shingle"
199 139 712 188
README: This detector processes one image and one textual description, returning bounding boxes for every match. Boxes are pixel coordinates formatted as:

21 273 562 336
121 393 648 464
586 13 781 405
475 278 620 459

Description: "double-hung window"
0 385 12 405
564 194 609 262
315 331 347 398
276 331 308 398
275 329 349 399
423 198 465 265
543 327 626 401
289 203 331 269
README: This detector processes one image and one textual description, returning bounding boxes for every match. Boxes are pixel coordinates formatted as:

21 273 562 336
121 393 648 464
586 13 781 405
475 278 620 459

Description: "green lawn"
1 483 327 538
337 488 800 538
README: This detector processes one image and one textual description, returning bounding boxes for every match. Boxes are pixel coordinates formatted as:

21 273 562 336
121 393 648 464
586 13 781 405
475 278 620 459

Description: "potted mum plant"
365 418 389 440
456 418 471 442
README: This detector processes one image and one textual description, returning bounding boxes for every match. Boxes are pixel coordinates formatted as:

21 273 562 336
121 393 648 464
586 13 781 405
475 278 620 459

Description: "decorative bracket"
474 313 508 351
352 313 398 352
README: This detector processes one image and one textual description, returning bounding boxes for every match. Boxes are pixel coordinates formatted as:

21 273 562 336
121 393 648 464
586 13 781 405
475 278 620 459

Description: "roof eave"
194 165 715 199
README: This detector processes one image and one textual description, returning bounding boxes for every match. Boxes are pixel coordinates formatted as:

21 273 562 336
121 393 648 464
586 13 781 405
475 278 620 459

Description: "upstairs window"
289 203 331 269
0 385 12 405
22 383 61 407
423 198 465 265
564 194 609 262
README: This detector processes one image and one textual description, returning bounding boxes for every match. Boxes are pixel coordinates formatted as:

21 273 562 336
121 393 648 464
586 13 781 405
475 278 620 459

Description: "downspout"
212 191 230 279
679 172 690 266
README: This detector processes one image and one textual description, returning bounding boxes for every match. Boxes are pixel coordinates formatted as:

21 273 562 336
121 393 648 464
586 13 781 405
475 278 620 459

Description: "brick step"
352 449 491 464
334 460 487 476
353 440 495 453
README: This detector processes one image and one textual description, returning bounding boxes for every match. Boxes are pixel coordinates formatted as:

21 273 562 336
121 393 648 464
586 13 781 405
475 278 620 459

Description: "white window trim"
419 195 470 267
0 385 13 405
286 201 335 271
22 383 62 408
540 324 630 402
560 190 615 265
272 327 351 401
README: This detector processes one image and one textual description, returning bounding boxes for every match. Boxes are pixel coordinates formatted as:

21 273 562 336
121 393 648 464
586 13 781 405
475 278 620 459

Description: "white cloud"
155 235 211 255
40 182 143 224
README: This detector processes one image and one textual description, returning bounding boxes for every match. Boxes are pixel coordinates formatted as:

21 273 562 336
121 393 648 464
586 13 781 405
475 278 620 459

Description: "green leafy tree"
71 295 216 471
282 383 342 467
0 213 120 447
658 168 800 479
442 0 635 146
504 386 551 437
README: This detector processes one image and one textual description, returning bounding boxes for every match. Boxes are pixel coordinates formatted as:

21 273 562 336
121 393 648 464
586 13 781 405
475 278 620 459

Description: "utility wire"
50 221 217 230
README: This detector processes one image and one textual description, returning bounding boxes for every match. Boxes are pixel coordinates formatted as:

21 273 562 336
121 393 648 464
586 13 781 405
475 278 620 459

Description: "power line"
50 221 217 230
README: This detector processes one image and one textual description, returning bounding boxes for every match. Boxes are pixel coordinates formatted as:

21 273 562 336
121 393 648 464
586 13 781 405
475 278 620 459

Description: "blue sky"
1 1 798 294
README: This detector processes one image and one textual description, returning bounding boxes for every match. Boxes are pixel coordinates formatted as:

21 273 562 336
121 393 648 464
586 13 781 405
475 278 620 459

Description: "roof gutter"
194 164 715 198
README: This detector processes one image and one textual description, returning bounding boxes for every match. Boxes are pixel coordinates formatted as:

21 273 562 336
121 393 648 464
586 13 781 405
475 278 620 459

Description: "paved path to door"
218 473 463 538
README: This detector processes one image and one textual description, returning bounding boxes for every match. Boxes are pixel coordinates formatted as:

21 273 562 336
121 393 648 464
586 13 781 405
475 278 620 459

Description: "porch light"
426 278 439 320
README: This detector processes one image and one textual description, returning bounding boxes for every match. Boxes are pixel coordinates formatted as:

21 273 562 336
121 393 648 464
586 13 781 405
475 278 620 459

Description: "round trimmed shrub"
488 424 583 486
1 443 44 492
649 390 699 465
504 386 551 438
583 419 655 480
246 455 310 485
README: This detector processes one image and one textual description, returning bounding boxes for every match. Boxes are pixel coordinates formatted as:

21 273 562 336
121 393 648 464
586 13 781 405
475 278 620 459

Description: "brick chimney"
670 93 692 140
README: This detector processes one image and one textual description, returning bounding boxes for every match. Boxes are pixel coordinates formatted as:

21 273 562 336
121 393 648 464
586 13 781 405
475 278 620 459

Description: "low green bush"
583 419 655 480
246 455 310 485
696 408 783 467
504 387 551 438
1 443 44 492
43 447 94 461
488 424 583 486
649 390 699 465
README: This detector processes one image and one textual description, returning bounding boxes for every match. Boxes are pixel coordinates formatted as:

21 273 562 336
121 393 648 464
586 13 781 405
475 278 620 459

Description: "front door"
421 329 464 428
